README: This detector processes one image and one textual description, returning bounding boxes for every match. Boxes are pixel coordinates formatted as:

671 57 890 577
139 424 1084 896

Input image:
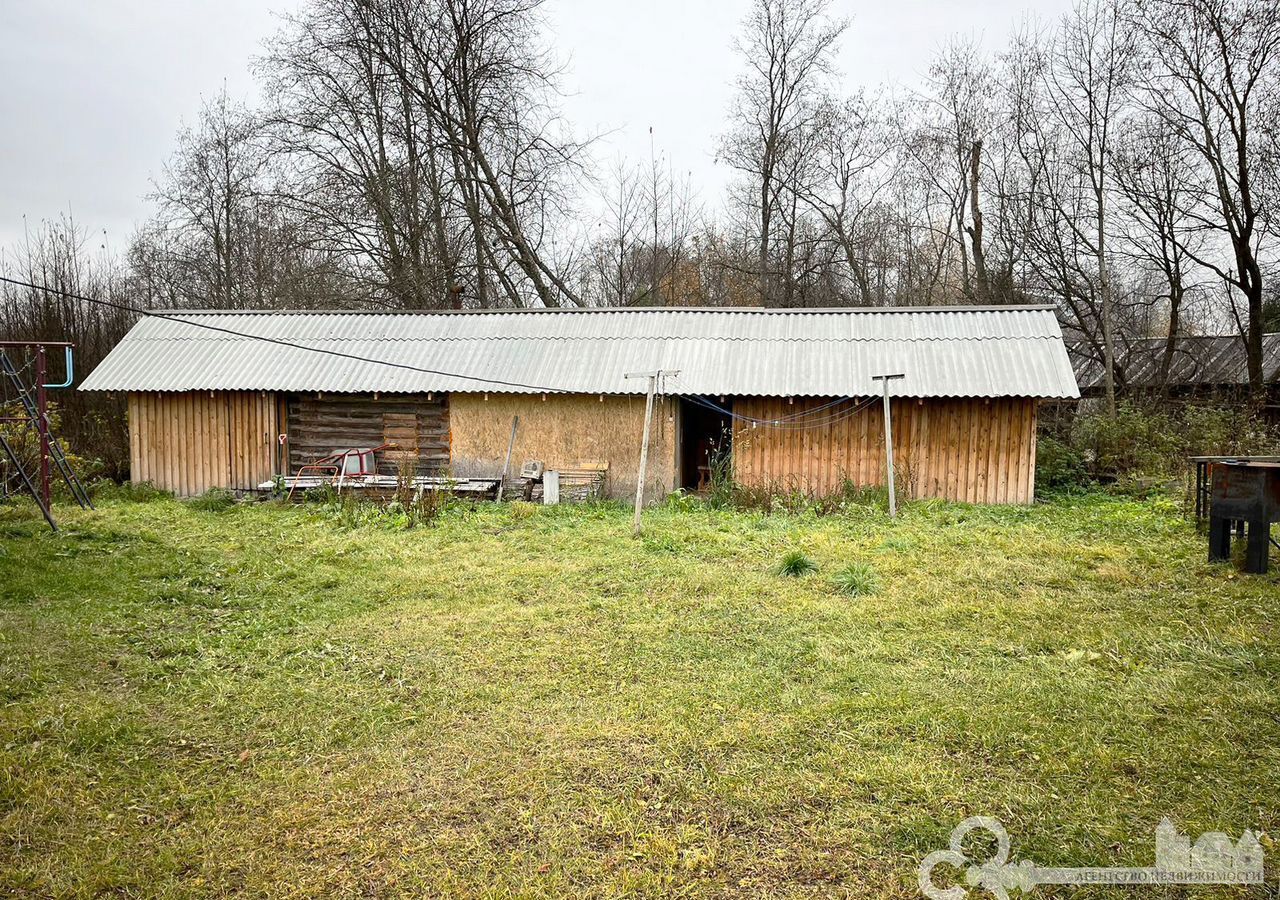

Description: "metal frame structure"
0 341 92 530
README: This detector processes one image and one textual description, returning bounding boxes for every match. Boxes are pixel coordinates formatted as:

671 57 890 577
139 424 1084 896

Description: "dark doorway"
679 397 733 492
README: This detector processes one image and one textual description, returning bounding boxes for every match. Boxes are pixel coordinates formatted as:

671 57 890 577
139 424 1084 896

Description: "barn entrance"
679 397 733 492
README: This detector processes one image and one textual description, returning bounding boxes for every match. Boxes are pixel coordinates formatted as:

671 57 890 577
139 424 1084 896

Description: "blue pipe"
43 346 73 389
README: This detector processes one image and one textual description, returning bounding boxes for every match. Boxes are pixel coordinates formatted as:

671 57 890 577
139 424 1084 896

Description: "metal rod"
35 346 50 509
42 346 73 389
0 433 57 531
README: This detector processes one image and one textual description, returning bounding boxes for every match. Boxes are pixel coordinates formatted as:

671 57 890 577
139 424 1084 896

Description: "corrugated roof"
1069 334 1280 390
80 306 1080 399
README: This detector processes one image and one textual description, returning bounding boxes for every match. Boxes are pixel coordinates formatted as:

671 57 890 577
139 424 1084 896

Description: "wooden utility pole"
872 373 906 517
624 369 677 535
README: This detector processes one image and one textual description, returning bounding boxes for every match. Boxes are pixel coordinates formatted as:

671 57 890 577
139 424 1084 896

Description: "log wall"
128 391 280 496
284 394 450 475
732 396 1038 505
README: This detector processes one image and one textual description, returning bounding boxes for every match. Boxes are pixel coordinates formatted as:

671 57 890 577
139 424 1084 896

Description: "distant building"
82 306 1079 503
1069 333 1280 401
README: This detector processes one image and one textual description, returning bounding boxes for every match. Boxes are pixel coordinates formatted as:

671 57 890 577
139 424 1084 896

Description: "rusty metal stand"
0 344 92 511
0 432 57 531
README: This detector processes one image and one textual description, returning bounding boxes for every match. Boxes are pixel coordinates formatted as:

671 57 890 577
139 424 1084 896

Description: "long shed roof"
1069 333 1280 390
80 306 1080 399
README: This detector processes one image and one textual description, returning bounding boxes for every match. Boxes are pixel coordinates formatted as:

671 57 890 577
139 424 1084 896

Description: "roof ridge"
150 304 1058 316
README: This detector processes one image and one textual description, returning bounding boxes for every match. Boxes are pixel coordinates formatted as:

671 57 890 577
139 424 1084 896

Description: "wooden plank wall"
285 394 449 476
732 396 1039 504
128 391 279 496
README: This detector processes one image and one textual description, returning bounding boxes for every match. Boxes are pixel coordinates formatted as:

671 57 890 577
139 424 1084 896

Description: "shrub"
1035 436 1089 494
90 480 171 503
1072 402 1182 480
1064 400 1280 484
775 549 817 577
832 562 879 597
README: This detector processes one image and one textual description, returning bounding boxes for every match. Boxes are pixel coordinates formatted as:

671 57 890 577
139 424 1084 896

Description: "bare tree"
259 0 588 309
899 39 997 301
720 0 846 306
1132 0 1280 400
1112 116 1207 387
1011 2 1131 414
143 89 295 309
589 160 646 305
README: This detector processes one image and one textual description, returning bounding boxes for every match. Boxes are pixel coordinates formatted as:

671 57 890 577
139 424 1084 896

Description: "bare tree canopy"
6 0 1280 448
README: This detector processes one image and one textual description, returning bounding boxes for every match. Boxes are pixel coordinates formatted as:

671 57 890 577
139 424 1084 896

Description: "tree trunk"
967 140 989 302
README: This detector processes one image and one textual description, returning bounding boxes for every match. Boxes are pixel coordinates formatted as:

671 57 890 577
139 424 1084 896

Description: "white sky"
0 0 1072 253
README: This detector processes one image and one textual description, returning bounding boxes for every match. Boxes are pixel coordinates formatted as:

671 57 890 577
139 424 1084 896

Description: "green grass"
831 562 880 598
0 492 1277 897
774 549 818 577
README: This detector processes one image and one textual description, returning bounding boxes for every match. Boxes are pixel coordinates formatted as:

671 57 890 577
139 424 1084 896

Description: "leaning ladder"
0 432 58 531
0 349 93 509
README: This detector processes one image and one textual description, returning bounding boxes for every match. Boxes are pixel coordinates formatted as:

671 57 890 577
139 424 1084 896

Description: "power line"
0 274 883 429
682 393 881 430
0 275 571 394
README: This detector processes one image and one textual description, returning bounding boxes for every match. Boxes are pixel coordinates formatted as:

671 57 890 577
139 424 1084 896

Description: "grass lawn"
1 491 1277 897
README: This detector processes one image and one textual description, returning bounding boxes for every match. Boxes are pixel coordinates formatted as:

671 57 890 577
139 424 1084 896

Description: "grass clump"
88 479 172 503
832 561 880 597
509 500 539 521
775 548 818 577
187 487 235 511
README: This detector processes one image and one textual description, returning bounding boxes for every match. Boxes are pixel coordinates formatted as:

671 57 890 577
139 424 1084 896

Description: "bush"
832 562 879 597
1071 402 1182 479
775 549 817 577
1035 436 1090 494
1064 400 1280 484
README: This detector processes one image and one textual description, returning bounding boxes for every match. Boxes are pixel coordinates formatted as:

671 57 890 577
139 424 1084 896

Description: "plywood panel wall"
128 391 279 496
732 396 1038 505
449 393 678 502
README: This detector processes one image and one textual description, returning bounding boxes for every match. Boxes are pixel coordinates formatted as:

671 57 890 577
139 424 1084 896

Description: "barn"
80 306 1079 504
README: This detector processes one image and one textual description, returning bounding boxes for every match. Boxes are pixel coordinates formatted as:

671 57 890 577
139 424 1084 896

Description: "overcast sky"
0 0 1072 254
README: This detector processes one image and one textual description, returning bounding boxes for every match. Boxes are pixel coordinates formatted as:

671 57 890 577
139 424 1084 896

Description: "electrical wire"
0 275 574 394
682 393 883 430
0 274 891 429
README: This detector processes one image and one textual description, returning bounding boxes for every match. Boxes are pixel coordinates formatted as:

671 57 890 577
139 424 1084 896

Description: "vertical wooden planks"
124 390 280 496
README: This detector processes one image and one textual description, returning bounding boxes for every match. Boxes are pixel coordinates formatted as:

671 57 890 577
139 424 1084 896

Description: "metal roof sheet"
80 306 1080 399
1069 334 1280 390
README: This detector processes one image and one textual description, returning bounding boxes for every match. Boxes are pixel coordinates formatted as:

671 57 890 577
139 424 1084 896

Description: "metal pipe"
43 346 73 389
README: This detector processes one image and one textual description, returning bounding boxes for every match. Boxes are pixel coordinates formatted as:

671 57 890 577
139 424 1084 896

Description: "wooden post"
872 373 906 517
633 374 656 535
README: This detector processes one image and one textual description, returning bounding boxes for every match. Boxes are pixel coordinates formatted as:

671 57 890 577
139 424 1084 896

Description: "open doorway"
679 397 733 492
